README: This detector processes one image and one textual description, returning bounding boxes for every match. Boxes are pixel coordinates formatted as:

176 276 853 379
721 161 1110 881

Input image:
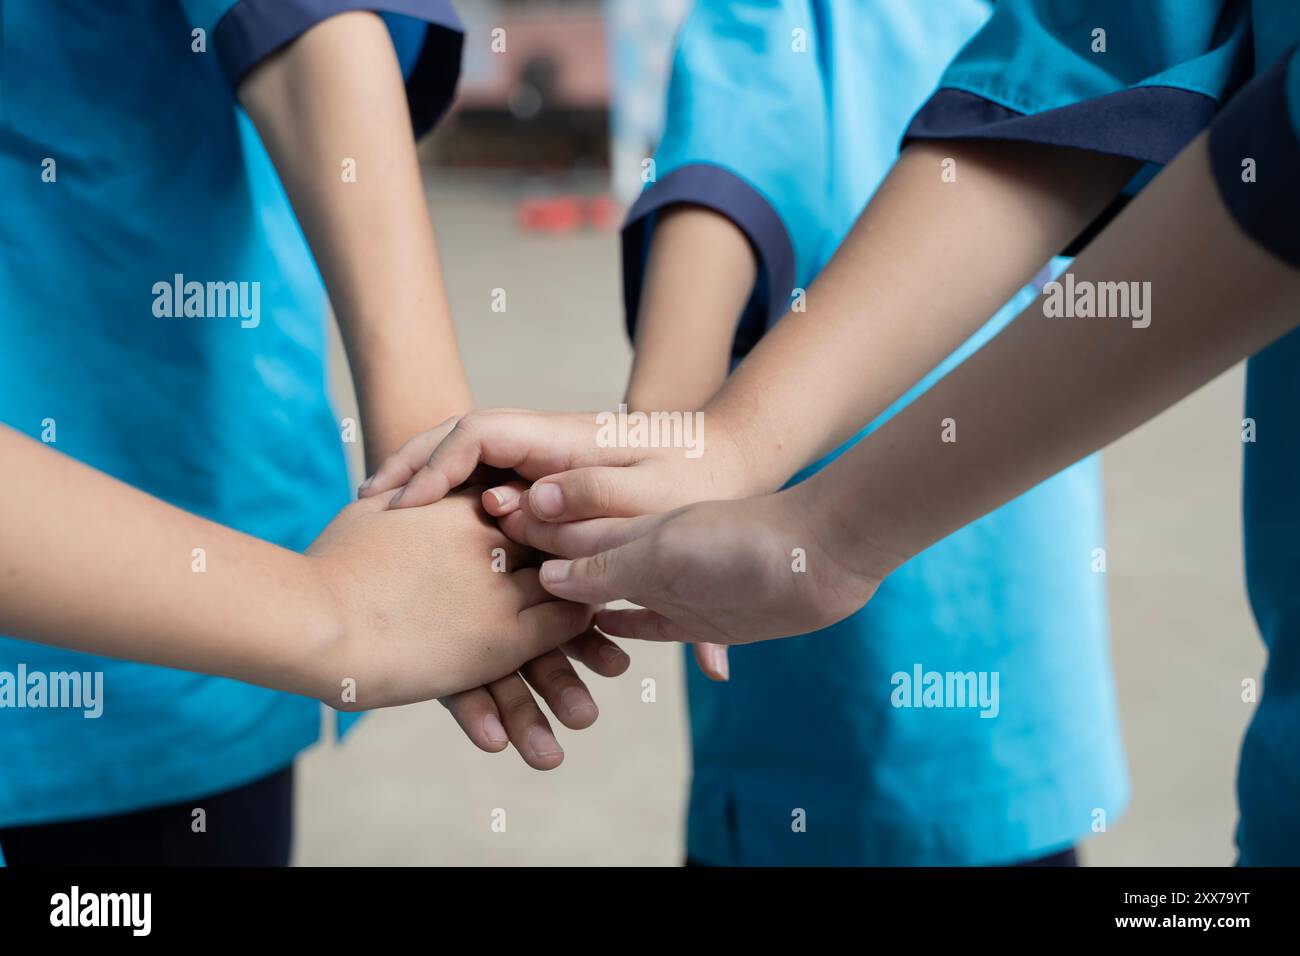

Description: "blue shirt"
906 0 1300 865
0 0 462 836
622 0 1129 865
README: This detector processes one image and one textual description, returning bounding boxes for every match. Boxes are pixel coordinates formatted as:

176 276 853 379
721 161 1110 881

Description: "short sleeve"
621 0 830 351
902 0 1251 163
177 0 465 136
1209 45 1300 269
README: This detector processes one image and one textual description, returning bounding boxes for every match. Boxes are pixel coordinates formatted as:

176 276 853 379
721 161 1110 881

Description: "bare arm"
711 140 1139 493
360 140 1141 520
811 131 1299 580
0 427 589 704
522 132 1300 646
238 11 472 472
624 205 757 411
0 427 334 693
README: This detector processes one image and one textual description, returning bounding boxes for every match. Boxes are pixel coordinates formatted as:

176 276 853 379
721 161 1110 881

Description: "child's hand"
356 408 767 520
498 489 885 647
306 489 598 718
437 627 629 770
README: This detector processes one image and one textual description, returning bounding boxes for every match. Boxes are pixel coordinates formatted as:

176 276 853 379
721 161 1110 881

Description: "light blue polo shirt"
0 0 463 842
621 0 1129 865
903 0 1300 864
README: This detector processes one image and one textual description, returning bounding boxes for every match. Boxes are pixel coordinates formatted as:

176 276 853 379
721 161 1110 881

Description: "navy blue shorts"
0 765 294 866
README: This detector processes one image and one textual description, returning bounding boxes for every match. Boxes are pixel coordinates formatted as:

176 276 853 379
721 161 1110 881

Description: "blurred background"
300 0 1263 865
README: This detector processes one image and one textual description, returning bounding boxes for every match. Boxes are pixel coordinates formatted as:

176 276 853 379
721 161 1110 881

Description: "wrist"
705 395 789 499
282 551 355 707
360 393 473 473
784 471 906 590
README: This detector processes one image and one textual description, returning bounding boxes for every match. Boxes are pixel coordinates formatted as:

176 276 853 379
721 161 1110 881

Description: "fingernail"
560 687 597 722
540 560 571 584
483 714 508 745
527 726 563 758
486 486 520 512
703 645 730 681
530 482 564 518
357 477 372 498
389 488 405 507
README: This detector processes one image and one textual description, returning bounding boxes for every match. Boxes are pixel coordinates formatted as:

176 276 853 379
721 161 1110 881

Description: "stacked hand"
360 410 885 682
507 493 881 645
359 408 765 519
309 487 627 770
360 408 762 680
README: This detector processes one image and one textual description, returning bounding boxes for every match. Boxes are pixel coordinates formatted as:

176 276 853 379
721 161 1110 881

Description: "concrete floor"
296 175 1263 866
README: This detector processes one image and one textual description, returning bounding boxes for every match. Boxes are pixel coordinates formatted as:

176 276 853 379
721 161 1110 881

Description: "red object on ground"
584 194 621 231
517 196 584 233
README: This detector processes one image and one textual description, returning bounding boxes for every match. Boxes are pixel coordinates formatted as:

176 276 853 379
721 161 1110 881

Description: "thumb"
526 465 664 522
539 540 648 604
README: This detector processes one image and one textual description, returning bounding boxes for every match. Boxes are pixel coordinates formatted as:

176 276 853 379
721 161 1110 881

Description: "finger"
693 643 730 681
521 648 599 730
508 567 565 608
388 424 482 509
516 598 598 659
594 607 698 643
392 414 600 511
438 686 511 753
562 627 630 677
487 672 565 770
483 481 526 517
358 417 459 498
499 510 662 559
523 466 665 522
538 536 663 604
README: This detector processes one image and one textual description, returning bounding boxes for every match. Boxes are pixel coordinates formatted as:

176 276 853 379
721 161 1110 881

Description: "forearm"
239 11 471 468
803 132 1300 580
0 427 335 696
709 140 1138 494
624 205 757 411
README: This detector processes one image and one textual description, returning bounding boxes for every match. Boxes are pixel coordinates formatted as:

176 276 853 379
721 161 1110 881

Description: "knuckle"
585 550 606 577
501 693 539 721
586 548 614 581
530 663 577 692
576 470 612 515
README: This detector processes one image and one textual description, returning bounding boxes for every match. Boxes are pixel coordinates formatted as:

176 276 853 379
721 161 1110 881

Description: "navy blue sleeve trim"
620 164 796 355
214 0 464 137
903 86 1220 165
1210 53 1300 270
903 85 1227 255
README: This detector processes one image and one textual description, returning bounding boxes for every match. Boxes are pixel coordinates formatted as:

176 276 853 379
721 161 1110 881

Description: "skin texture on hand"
495 491 881 646
307 490 595 710
436 627 629 770
359 408 765 521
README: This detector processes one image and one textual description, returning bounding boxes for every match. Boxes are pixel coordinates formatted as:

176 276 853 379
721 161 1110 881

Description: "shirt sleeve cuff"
902 84 1222 254
1209 52 1300 270
213 0 463 137
620 163 796 356
903 85 1220 165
